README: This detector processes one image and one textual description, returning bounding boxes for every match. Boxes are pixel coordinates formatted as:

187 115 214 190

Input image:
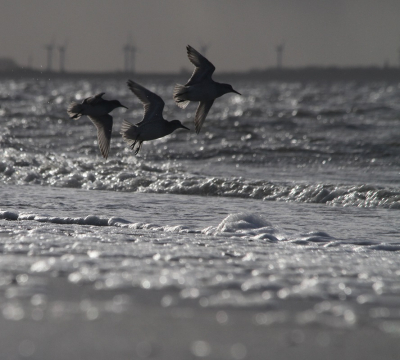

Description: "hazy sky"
1 0 400 72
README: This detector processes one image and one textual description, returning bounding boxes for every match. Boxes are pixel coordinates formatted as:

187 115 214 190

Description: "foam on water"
1 207 397 248
1 204 400 331
1 147 399 209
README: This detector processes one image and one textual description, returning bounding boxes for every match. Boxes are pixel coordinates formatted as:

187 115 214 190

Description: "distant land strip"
1 67 400 82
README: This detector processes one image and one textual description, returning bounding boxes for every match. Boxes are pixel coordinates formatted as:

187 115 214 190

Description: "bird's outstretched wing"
127 80 164 124
88 114 113 159
185 45 216 86
194 100 214 134
84 92 106 106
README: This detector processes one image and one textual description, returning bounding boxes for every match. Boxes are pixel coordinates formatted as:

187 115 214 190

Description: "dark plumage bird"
173 45 241 134
121 80 189 155
67 93 127 159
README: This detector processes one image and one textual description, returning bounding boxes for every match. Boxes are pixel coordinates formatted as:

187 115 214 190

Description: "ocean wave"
1 210 398 253
0 148 399 209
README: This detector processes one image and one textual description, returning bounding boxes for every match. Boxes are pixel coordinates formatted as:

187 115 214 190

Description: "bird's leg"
134 141 143 155
130 140 137 150
132 135 141 155
130 134 140 151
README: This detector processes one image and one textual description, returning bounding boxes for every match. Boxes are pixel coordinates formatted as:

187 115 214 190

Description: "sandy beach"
1 275 400 360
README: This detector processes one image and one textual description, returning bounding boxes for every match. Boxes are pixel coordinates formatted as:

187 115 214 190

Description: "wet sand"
1 276 399 360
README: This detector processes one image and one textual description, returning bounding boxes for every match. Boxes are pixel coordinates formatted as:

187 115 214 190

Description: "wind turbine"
45 40 55 72
58 40 68 72
123 42 131 72
276 42 285 69
199 41 210 57
123 34 138 74
129 42 137 74
398 46 400 68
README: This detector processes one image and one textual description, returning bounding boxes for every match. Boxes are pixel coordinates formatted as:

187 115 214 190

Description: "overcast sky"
1 0 400 72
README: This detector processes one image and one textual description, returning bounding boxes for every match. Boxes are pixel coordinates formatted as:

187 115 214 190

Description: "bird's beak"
181 124 190 130
232 89 241 95
121 105 128 109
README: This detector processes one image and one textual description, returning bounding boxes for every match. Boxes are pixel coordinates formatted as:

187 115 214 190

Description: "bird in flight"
67 93 127 159
173 45 241 134
121 80 189 155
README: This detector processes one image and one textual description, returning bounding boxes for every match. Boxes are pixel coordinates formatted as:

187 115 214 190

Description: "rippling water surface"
1 77 400 335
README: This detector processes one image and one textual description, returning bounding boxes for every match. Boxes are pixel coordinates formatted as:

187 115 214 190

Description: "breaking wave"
0 148 399 209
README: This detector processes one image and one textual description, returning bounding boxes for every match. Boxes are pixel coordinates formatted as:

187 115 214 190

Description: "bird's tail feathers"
120 119 134 136
120 119 140 152
120 119 143 155
173 84 190 109
67 102 83 120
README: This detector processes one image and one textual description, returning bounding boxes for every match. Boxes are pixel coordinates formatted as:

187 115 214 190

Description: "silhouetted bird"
67 93 127 159
173 45 241 134
121 80 189 155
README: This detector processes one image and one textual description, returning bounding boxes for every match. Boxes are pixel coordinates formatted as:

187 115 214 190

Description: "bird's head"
110 100 128 110
221 83 241 96
170 120 190 131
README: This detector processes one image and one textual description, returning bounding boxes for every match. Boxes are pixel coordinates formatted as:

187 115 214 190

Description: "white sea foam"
1 148 399 209
1 199 400 331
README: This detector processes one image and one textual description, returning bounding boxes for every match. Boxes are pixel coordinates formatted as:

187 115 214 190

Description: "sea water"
0 77 400 334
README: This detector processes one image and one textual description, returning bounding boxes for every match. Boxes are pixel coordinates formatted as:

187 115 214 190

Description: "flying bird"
121 80 189 155
67 93 127 159
173 45 241 134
